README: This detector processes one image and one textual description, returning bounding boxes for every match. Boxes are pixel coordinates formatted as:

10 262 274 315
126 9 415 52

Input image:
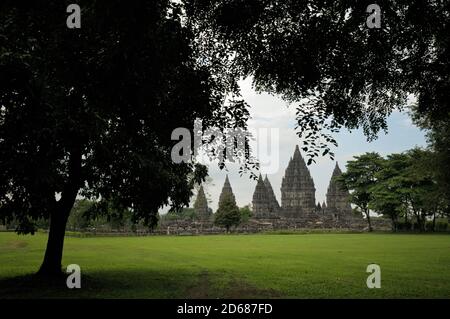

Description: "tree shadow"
0 269 281 299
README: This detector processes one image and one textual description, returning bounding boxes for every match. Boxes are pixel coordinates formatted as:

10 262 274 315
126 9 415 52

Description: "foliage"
411 106 450 216
343 149 448 232
161 208 198 222
214 193 241 232
239 205 252 223
67 200 95 231
369 153 411 231
186 0 450 163
338 152 384 231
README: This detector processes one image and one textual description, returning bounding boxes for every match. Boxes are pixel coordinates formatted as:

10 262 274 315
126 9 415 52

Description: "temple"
251 145 363 228
193 185 210 220
219 175 236 206
325 162 353 220
162 145 370 235
280 145 316 217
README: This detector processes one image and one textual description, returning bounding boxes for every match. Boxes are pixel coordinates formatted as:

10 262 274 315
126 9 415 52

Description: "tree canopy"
340 149 448 232
186 0 450 161
214 193 241 232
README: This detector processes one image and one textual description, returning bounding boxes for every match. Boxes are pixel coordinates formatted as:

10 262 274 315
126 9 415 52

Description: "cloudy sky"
190 77 427 212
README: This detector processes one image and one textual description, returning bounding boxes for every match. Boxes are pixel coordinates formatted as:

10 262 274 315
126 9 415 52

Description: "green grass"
0 232 449 298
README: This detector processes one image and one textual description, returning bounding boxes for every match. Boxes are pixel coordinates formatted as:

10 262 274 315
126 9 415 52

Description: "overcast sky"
181 77 427 212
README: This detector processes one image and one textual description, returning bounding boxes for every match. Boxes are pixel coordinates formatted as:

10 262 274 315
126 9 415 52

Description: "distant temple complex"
161 145 372 234
249 145 360 227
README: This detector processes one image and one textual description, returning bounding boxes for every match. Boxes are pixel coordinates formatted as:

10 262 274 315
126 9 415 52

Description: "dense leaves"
214 193 241 232
337 152 384 231
340 149 449 232
186 0 450 162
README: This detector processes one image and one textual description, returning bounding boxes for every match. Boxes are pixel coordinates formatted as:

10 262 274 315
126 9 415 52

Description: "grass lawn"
0 231 449 298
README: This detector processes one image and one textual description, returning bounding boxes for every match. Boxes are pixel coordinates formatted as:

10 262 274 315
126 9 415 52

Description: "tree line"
339 149 449 232
339 107 450 233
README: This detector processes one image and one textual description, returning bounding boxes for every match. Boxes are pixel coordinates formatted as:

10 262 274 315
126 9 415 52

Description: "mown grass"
0 231 449 298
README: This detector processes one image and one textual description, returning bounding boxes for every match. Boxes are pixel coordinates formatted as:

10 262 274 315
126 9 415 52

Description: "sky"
182 77 428 212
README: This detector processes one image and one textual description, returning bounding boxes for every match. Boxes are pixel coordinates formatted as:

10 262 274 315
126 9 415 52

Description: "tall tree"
338 152 384 231
0 1 250 275
411 105 450 219
403 148 443 232
370 153 410 231
214 193 241 233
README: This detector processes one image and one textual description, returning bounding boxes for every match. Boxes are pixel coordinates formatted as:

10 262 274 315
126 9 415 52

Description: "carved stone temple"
193 185 210 220
162 145 378 235
218 175 237 207
251 145 364 228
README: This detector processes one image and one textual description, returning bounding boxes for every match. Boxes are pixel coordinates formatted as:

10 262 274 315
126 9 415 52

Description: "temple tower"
280 145 316 215
264 175 280 213
194 185 210 220
219 175 236 207
325 162 352 216
252 174 271 218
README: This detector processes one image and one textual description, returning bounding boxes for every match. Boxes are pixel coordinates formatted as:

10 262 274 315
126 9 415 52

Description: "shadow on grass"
0 269 281 299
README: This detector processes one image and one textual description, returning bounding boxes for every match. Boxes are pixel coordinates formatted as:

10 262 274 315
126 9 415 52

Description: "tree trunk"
432 211 436 232
365 209 373 232
391 216 397 232
37 206 71 276
37 146 82 276
416 213 426 232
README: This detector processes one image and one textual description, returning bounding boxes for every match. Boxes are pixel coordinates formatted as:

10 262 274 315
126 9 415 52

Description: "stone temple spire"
326 162 352 215
252 174 270 218
281 145 316 212
219 175 236 206
194 185 210 220
264 175 280 212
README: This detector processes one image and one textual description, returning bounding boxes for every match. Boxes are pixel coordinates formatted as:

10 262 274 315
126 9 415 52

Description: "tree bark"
37 206 71 276
365 209 373 232
391 216 397 232
37 146 82 276
432 211 436 232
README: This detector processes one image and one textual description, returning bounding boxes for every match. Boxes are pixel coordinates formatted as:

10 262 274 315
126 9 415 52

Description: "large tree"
0 1 251 275
402 148 443 232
